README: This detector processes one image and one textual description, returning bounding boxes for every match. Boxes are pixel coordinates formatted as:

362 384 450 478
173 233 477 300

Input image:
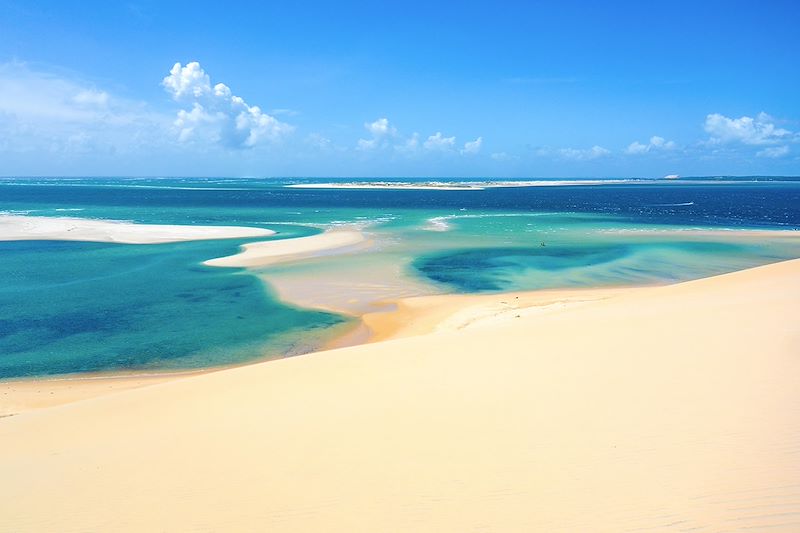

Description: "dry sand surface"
0 371 206 418
362 286 631 342
0 215 274 243
204 229 368 267
1 259 799 532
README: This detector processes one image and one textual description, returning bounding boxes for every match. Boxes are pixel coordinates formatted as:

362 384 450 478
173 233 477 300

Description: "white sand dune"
0 215 274 244
203 229 367 267
1 259 799 531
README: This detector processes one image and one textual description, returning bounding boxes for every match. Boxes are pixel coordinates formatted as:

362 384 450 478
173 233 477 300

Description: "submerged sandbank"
203 229 367 267
0 215 274 244
1 259 799 531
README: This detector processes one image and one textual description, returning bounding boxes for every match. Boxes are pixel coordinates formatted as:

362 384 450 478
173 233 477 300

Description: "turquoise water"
1 177 799 379
0 238 348 377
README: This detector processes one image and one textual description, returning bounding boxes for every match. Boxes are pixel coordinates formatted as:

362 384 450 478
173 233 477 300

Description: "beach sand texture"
0 215 274 244
1 259 799 532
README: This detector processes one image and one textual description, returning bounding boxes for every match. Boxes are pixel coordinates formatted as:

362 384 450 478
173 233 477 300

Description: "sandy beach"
0 215 274 244
1 258 799 531
0 371 199 418
203 228 368 267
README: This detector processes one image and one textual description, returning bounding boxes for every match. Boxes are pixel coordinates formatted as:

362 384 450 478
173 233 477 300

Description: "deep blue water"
1 178 800 229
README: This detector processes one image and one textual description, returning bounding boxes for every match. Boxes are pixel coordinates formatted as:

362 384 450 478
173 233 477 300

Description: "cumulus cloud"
625 135 676 154
356 118 477 157
162 62 212 100
357 117 397 150
461 136 483 155
704 112 791 145
394 132 420 154
424 132 456 151
162 61 292 149
365 117 396 137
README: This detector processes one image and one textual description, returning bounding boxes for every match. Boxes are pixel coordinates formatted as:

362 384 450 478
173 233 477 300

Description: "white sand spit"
203 229 367 267
0 215 274 244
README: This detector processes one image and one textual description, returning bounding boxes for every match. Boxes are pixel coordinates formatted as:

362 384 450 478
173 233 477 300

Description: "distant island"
285 179 641 190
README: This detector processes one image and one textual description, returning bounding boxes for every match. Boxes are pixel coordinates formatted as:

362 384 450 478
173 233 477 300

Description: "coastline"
2 258 799 531
0 283 636 415
0 370 205 418
3 221 800 416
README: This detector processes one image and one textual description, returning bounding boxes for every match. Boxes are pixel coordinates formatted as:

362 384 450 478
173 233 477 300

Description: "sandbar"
203 229 368 267
285 179 640 190
0 215 274 244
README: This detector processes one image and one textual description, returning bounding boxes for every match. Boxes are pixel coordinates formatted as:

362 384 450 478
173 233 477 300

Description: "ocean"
2 176 799 379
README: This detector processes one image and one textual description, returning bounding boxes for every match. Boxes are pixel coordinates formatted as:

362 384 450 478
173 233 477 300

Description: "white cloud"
625 135 677 154
271 108 300 117
0 61 166 155
394 132 420 154
704 112 791 145
306 133 333 150
162 61 212 100
356 121 476 157
357 117 397 150
757 145 790 158
174 104 209 143
490 151 518 162
556 145 611 160
461 136 483 155
73 89 110 107
0 63 110 122
356 138 378 151
424 132 456 151
365 117 396 137
162 61 292 149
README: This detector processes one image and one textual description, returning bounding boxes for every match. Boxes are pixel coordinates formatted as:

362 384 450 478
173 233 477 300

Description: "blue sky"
1 0 798 177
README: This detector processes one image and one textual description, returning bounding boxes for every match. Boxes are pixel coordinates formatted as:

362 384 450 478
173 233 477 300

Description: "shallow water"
1 177 799 378
0 238 348 378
